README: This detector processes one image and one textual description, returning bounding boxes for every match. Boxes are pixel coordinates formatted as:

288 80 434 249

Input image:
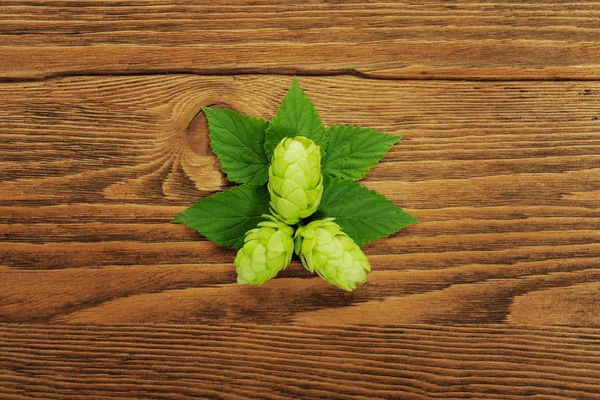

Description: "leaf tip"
289 76 305 96
399 212 419 228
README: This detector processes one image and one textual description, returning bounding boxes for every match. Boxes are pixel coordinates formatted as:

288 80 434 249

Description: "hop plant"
268 136 323 225
295 218 371 291
234 215 295 285
174 77 417 291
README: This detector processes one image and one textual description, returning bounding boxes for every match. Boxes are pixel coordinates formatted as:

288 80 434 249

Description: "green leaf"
203 107 269 185
322 125 400 181
264 77 327 158
312 178 417 247
172 184 271 249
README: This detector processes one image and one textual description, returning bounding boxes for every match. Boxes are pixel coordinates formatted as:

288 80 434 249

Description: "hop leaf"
313 178 417 247
264 77 327 158
172 184 271 249
295 218 371 291
203 107 269 185
322 125 400 181
235 215 295 285
268 136 324 224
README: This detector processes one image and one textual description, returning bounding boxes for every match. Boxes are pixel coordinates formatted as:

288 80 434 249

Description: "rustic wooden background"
1 1 600 399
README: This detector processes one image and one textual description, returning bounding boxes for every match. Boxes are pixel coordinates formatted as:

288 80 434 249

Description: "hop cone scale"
234 215 294 285
295 218 371 291
268 136 323 225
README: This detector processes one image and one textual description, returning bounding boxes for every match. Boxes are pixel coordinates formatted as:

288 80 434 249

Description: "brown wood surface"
1 1 600 399
3 0 600 80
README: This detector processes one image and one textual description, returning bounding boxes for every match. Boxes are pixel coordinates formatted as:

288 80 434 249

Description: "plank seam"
4 69 600 83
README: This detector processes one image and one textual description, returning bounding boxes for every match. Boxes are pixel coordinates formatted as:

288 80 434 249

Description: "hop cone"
268 136 323 225
295 218 371 291
234 215 294 285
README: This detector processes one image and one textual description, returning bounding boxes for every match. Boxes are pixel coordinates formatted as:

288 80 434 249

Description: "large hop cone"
295 218 371 291
268 136 323 225
234 215 294 285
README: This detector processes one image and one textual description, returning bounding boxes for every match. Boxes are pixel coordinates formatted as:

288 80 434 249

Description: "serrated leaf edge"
318 177 417 246
172 184 270 249
202 106 269 185
323 124 401 181
264 77 327 158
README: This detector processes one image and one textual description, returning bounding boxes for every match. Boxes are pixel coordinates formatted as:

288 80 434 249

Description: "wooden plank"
2 1 600 80
0 75 599 326
1 323 600 399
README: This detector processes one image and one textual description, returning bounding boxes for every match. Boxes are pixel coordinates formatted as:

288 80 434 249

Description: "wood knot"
175 102 242 192
186 103 239 156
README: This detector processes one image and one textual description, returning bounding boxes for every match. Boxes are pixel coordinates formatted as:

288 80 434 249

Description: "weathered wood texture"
1 75 599 326
2 1 600 80
2 1 600 398
2 324 600 400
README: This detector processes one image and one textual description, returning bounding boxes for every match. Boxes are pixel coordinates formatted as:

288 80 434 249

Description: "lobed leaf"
312 178 417 247
323 125 400 181
173 184 271 249
264 77 327 158
203 107 269 185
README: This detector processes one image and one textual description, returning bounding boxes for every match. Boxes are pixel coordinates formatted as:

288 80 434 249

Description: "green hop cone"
234 214 294 286
295 218 371 291
268 136 324 225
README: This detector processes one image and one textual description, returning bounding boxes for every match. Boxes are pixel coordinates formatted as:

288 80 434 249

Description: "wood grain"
2 1 600 80
1 75 599 328
2 324 600 399
2 1 600 398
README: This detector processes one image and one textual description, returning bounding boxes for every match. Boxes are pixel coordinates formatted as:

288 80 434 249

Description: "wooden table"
1 2 600 399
